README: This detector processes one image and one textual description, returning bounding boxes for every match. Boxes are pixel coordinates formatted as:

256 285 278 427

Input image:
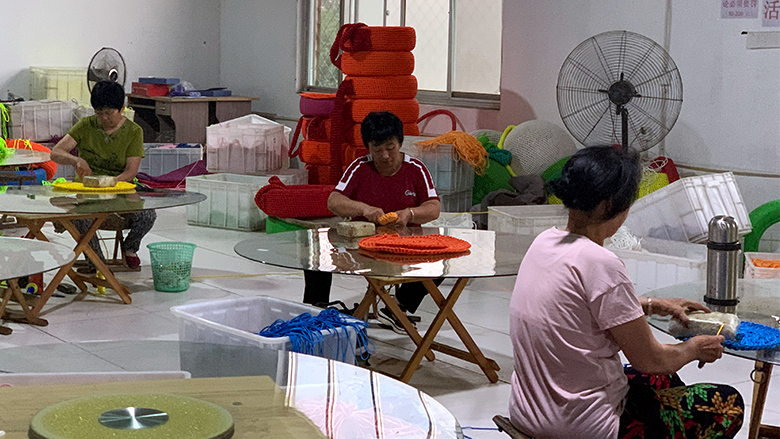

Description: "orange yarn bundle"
416 131 489 175
339 52 415 76
358 234 471 255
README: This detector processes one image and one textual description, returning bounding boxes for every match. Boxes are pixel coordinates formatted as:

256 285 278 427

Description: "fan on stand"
87 47 127 92
556 30 683 154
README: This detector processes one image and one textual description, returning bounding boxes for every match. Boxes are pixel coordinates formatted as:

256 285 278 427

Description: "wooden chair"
492 415 535 439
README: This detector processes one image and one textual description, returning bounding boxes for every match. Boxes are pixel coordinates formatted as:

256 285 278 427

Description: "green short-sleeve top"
68 116 144 177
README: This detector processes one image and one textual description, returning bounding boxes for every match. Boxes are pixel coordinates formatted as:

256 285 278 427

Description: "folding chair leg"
492 415 535 439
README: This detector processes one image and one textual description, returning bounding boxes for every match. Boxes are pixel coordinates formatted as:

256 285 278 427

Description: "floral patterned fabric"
618 366 743 439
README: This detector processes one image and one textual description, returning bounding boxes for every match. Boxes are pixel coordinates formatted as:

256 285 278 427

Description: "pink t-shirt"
508 227 644 439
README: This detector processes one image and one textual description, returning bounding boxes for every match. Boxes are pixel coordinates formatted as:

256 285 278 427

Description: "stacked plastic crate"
296 23 421 184
189 115 306 231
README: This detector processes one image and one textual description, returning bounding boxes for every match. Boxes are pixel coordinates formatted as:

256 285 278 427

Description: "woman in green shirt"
50 81 156 271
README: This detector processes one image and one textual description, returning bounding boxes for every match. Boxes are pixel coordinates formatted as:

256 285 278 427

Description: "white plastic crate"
439 190 473 213
623 172 751 244
488 205 569 236
744 252 780 279
186 170 308 231
423 212 475 228
138 144 203 177
401 136 475 195
29 67 91 105
607 236 707 296
170 296 359 364
9 100 76 142
206 115 291 175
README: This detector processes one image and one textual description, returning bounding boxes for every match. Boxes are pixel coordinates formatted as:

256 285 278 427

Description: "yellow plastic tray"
53 181 136 193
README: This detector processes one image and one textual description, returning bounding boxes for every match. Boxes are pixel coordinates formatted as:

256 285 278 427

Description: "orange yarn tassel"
416 131 489 175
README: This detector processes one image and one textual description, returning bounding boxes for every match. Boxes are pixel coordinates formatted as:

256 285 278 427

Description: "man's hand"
362 206 385 223
75 157 93 179
394 208 412 226
651 298 710 325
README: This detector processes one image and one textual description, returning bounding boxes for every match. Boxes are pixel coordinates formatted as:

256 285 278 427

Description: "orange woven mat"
358 234 471 255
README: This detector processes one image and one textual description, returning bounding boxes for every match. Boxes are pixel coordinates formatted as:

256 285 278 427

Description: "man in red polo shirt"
304 111 441 332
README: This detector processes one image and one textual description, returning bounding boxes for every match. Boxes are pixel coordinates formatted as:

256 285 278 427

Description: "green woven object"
147 242 197 292
266 216 308 234
473 159 514 205
541 156 571 182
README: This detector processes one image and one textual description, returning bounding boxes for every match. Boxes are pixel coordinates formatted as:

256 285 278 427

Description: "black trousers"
302 270 443 314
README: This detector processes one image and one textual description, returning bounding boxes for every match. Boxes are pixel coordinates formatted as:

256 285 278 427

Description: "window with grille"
297 0 502 109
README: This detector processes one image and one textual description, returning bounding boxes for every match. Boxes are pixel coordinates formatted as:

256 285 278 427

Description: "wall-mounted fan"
87 47 127 92
556 31 683 152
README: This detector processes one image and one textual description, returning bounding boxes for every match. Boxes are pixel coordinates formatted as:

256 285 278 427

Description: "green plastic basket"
147 242 197 292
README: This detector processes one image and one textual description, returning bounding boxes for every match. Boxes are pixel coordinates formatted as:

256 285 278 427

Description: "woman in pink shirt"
509 146 743 439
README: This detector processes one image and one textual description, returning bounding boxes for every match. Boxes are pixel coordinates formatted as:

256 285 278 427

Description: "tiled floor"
2 206 777 438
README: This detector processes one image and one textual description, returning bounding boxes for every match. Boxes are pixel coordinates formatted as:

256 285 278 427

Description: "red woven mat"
358 234 471 255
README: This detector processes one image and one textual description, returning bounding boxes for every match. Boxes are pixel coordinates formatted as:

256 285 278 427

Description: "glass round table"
645 279 780 439
0 341 463 439
235 227 535 384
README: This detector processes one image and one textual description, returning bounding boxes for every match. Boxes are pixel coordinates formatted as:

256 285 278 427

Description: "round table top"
235 228 535 278
645 279 780 365
0 185 206 215
0 237 75 279
0 341 463 439
0 149 50 167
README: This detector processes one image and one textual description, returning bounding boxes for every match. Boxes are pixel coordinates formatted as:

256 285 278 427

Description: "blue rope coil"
258 308 373 362
680 321 780 351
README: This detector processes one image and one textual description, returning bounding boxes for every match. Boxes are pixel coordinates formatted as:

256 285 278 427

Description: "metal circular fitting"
98 407 169 430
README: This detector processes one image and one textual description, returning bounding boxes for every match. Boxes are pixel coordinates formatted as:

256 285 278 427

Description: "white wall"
220 0 299 121
0 0 221 100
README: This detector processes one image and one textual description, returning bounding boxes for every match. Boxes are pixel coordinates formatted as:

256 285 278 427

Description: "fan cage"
87 47 127 91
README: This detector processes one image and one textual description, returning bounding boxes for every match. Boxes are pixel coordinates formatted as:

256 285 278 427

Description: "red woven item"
254 176 334 218
330 23 415 70
339 52 415 76
348 123 419 147
343 145 368 164
649 156 680 183
299 92 337 117
342 75 418 99
302 117 331 141
306 164 332 185
358 234 471 255
347 99 419 123
300 140 334 165
359 248 470 265
4 139 57 179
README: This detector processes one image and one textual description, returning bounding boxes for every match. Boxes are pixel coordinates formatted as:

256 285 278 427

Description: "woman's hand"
649 298 710 325
685 335 725 364
75 157 93 179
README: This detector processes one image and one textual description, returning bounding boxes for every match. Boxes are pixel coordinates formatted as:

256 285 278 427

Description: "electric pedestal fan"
87 47 127 92
556 31 683 152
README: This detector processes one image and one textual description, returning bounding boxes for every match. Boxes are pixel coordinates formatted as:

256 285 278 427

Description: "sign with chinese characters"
722 0 759 18
765 0 780 25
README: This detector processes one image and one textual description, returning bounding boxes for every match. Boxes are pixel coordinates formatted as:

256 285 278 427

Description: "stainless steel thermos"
704 215 740 312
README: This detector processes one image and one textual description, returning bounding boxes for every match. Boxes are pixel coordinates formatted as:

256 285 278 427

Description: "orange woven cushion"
306 164 332 185
343 75 418 99
341 26 416 52
358 234 471 255
349 123 419 147
347 99 419 123
301 117 331 141
339 52 415 76
300 140 333 165
343 145 369 164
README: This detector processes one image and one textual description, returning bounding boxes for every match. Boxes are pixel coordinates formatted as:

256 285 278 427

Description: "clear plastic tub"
9 100 76 142
488 205 569 236
744 252 780 279
170 296 359 364
206 115 290 175
401 136 475 195
29 67 91 105
138 144 203 177
439 190 473 213
623 172 752 243
186 170 308 231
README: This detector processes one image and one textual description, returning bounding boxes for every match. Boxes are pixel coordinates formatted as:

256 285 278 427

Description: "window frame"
295 0 501 110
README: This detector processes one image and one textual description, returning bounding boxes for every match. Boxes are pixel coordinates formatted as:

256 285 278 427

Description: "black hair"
549 146 642 221
361 111 404 147
90 81 125 110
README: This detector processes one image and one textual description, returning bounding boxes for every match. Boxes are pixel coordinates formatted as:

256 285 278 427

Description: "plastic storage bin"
186 170 308 231
206 115 290 175
401 136 475 194
147 242 197 292
9 100 76 142
138 144 203 177
488 205 569 236
439 190 473 213
607 236 707 296
29 67 91 105
623 172 751 243
170 296 359 364
744 252 780 279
